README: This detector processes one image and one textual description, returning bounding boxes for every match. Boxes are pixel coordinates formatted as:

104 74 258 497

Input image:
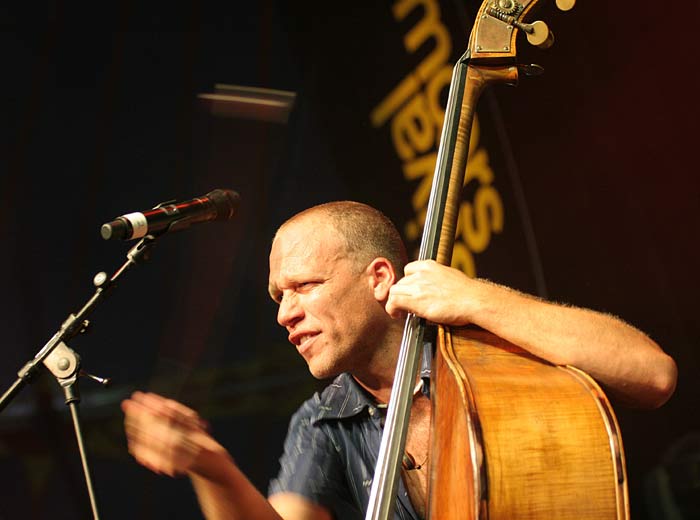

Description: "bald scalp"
275 201 408 276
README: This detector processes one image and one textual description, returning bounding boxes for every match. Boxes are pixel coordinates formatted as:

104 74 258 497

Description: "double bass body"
429 325 629 519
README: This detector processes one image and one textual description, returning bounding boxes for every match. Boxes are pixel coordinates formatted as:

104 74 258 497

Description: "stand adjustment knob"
93 271 109 287
79 370 112 387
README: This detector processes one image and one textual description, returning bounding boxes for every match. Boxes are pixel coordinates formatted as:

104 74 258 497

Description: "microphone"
100 188 240 240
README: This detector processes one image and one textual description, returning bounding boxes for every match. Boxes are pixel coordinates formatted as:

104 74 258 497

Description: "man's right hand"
121 391 231 480
122 391 332 519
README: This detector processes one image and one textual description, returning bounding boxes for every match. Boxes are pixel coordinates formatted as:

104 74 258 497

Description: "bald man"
122 201 677 520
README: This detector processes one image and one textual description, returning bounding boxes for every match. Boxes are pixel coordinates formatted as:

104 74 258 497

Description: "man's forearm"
386 260 677 409
463 279 677 408
189 454 283 520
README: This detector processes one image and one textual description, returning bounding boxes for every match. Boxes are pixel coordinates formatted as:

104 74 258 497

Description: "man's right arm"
189 460 332 520
121 391 332 520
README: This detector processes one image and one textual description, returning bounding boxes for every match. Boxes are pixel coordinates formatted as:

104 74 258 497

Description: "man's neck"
351 321 408 404
353 374 393 404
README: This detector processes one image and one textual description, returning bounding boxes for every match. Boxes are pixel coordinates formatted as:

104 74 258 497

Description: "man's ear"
366 257 397 302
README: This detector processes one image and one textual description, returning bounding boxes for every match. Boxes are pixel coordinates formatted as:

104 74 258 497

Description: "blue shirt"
268 345 432 520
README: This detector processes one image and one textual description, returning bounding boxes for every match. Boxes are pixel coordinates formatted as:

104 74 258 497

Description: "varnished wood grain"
429 326 629 519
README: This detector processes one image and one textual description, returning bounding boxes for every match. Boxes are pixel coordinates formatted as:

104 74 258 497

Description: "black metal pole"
62 375 101 519
0 235 157 413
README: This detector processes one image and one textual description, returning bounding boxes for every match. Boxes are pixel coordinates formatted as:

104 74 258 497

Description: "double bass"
367 1 629 518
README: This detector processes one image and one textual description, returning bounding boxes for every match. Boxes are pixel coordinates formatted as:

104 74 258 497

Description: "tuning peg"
526 20 555 50
518 64 545 77
556 0 576 11
484 6 556 50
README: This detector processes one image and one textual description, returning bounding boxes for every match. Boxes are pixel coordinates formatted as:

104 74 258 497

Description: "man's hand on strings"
385 259 477 326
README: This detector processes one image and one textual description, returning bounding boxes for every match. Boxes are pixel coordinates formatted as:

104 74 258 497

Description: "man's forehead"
270 220 344 272
272 217 339 253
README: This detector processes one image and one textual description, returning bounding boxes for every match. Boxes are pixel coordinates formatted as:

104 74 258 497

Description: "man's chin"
307 362 341 381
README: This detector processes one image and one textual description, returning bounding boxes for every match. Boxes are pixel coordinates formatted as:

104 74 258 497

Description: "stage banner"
277 1 547 296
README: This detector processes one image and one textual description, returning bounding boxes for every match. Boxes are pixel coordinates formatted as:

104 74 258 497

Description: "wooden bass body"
428 326 629 519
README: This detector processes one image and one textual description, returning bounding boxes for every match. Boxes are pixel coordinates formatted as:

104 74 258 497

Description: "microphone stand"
0 235 159 519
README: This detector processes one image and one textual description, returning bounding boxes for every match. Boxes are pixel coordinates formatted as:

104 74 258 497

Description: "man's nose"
277 293 303 327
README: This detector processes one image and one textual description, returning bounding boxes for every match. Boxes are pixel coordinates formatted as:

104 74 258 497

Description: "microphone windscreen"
207 189 240 221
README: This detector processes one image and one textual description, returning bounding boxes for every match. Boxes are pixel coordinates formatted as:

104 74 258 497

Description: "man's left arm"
385 260 677 409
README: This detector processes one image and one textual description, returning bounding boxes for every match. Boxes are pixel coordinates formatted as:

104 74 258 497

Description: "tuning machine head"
556 0 576 12
473 0 575 57
484 4 556 50
526 20 555 50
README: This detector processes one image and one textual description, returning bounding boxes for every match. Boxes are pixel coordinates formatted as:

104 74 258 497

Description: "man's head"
268 201 408 380
274 201 408 276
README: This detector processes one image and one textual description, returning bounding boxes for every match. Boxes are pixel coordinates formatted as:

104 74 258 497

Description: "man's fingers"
128 442 179 477
123 410 202 477
402 259 434 275
130 391 198 418
124 392 207 430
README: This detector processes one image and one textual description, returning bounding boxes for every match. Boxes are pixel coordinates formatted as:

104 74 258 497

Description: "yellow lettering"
402 152 436 242
403 152 438 213
369 3 505 279
464 146 493 186
391 93 435 160
451 240 476 278
459 186 504 254
370 0 451 127
468 114 481 156
404 207 428 243
424 64 453 140
393 0 451 82
370 73 422 128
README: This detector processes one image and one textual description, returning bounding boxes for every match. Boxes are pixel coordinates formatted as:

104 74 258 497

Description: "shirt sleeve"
267 395 362 519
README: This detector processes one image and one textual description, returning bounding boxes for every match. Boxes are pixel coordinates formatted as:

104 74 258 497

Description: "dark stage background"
1 2 698 519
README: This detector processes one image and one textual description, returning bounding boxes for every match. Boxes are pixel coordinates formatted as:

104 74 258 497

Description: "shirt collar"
311 341 433 425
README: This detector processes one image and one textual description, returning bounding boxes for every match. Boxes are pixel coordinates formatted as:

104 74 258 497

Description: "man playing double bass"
122 201 677 520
